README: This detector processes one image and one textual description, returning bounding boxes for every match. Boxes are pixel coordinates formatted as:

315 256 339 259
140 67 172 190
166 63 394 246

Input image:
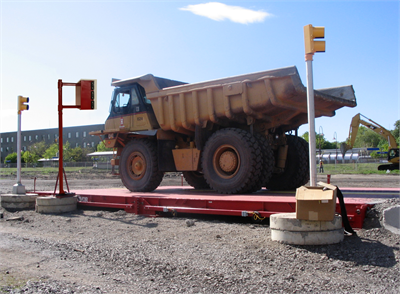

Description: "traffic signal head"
304 24 325 54
76 79 97 110
18 95 29 112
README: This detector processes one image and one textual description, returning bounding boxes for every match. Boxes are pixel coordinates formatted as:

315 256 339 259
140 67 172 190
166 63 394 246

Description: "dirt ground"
0 172 399 293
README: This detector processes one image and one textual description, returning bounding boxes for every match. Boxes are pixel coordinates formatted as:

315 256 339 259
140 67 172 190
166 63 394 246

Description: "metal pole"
16 112 21 184
334 132 337 169
306 53 317 186
13 108 25 194
58 79 64 195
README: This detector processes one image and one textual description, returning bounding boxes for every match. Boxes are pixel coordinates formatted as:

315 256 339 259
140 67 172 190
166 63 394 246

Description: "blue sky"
1 0 398 143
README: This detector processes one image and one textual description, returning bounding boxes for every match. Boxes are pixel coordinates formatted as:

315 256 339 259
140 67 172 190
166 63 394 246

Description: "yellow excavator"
343 113 399 170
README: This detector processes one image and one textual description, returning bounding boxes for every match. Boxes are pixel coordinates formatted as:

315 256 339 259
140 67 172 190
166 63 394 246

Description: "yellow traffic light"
304 24 325 54
18 95 29 112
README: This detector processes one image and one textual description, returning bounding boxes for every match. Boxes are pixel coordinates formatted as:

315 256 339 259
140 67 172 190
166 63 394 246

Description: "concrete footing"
270 213 344 245
35 196 77 214
1 194 39 210
383 205 400 235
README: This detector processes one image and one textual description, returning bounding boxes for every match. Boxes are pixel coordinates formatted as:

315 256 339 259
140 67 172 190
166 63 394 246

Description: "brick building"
0 124 104 162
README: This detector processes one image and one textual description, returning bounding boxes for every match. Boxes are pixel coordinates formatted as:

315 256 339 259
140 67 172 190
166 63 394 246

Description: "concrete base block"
35 196 77 214
270 212 344 245
12 184 26 194
383 205 400 235
1 194 39 210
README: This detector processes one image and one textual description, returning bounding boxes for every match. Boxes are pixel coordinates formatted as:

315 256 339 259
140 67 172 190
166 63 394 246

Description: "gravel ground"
0 172 399 293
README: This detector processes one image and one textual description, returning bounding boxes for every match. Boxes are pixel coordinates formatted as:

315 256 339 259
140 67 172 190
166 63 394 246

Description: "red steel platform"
34 186 400 229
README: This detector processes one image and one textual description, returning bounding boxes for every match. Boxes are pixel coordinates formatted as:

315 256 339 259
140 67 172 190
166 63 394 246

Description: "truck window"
116 92 130 108
131 88 139 105
112 90 131 115
137 84 151 104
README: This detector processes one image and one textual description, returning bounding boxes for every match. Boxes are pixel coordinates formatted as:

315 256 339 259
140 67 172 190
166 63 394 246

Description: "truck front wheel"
202 128 262 194
120 139 164 192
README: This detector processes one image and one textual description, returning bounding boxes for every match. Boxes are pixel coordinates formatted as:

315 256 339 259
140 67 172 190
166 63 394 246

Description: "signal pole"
303 24 325 186
13 96 29 194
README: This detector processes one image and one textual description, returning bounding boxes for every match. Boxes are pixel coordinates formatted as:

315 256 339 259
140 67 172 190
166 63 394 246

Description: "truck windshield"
116 91 130 108
110 89 131 115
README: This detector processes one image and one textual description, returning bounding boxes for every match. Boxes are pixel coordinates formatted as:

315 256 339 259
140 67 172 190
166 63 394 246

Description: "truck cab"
105 83 159 132
103 75 186 134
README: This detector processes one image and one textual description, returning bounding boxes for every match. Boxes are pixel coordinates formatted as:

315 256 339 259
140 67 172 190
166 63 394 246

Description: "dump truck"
342 113 399 170
90 66 356 194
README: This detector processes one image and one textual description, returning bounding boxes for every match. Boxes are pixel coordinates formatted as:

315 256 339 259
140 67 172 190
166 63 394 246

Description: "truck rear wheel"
202 128 262 194
252 133 274 191
120 139 164 192
266 135 309 191
183 171 210 189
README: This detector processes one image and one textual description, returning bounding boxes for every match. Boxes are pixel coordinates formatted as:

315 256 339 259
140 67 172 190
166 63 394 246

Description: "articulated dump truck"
90 66 356 194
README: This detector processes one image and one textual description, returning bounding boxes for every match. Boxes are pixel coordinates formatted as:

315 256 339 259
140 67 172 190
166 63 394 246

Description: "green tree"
43 143 59 159
62 142 73 162
29 141 48 158
97 141 113 152
301 131 335 149
393 120 399 144
22 150 39 164
353 126 381 148
301 132 309 142
4 152 18 164
68 147 84 162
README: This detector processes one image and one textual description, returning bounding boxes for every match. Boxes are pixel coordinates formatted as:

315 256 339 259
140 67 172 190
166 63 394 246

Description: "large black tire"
266 135 309 191
202 128 263 194
120 139 164 192
183 171 210 189
252 133 275 191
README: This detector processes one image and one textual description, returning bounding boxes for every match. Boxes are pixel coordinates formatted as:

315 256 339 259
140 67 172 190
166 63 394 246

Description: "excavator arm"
344 113 399 170
347 113 397 149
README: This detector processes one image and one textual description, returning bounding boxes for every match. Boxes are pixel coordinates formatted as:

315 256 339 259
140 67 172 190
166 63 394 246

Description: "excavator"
342 113 399 170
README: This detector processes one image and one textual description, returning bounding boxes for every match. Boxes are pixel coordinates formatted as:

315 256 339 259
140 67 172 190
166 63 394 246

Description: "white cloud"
180 2 272 24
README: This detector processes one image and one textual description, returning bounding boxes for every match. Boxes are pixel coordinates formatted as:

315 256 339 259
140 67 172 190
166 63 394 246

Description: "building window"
23 146 27 151
92 142 95 148
75 143 79 148
35 135 39 140
6 147 9 152
83 131 87 137
6 137 9 143
11 137 14 142
1 147 2 152
29 136 32 141
42 135 45 140
24 136 27 142
68 133 71 139
76 132 79 138
0 138 2 143
48 134 51 140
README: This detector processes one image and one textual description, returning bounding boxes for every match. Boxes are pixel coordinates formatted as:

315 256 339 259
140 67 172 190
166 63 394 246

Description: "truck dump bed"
118 66 357 134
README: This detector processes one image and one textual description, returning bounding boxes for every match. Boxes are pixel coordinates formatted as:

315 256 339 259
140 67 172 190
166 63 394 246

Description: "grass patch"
0 272 32 293
0 166 98 177
1 163 398 177
322 163 399 175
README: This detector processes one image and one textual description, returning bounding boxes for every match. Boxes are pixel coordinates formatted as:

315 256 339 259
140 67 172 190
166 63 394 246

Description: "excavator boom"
345 113 399 170
348 113 397 149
